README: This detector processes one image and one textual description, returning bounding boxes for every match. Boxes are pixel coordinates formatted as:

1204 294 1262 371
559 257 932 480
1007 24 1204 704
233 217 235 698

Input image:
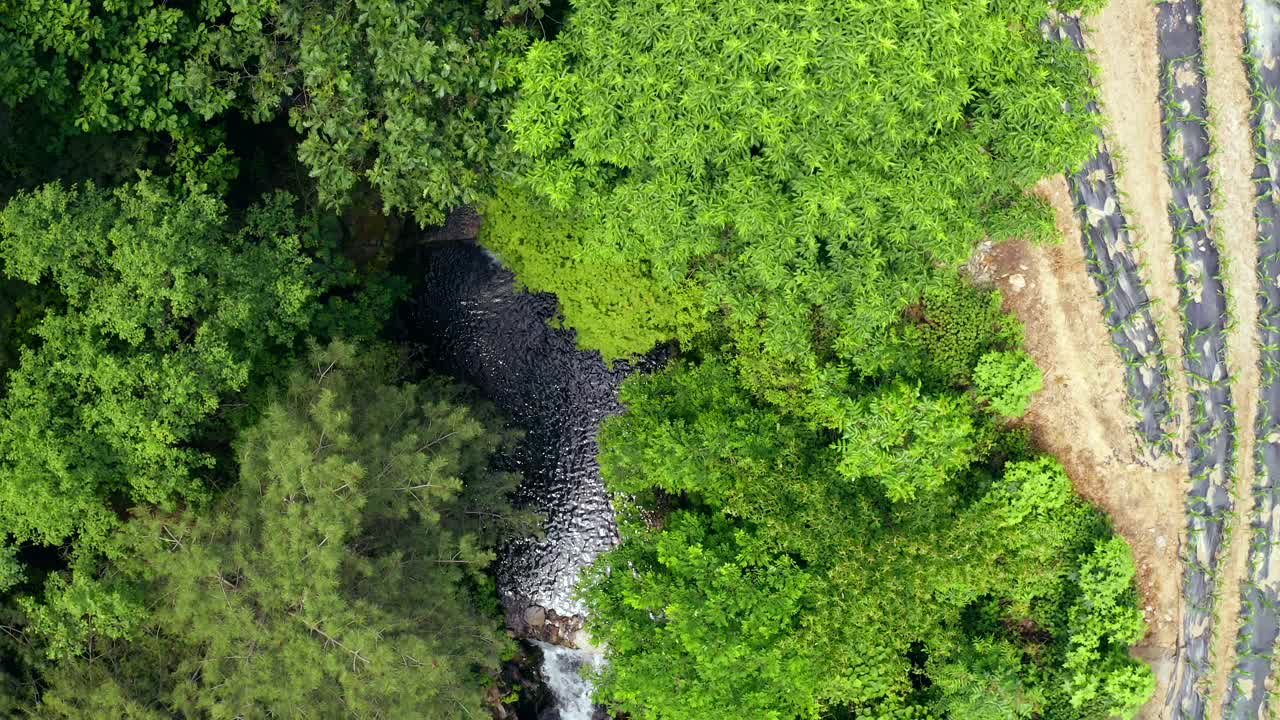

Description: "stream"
404 239 659 719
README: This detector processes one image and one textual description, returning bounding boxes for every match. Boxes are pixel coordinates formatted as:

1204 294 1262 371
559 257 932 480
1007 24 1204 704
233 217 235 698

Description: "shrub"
974 350 1044 418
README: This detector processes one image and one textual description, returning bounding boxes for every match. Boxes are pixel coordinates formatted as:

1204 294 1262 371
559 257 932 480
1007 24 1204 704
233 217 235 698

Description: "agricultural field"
976 0 1280 717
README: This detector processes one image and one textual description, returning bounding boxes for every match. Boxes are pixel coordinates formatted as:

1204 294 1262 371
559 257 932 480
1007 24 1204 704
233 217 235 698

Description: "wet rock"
526 605 547 628
405 240 657 720
512 608 586 648
963 240 996 287
422 205 484 243
494 645 556 720
406 241 656 619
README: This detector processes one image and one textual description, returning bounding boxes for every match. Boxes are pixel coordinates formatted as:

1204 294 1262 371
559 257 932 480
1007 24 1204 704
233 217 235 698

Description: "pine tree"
31 342 534 719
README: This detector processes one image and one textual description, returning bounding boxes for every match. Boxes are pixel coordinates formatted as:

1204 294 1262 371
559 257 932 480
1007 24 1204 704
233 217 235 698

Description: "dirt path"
1088 0 1190 458
1202 0 1262 711
977 2 1270 717
1083 4 1196 716
978 176 1184 720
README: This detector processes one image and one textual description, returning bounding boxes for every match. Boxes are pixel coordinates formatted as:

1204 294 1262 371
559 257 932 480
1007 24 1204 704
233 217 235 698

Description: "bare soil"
1201 0 1262 709
979 176 1185 720
1087 0 1190 447
1050 2 1266 715
974 2 1270 716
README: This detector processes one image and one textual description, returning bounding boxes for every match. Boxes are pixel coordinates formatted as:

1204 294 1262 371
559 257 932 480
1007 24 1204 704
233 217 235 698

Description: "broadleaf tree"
0 176 327 551
0 0 533 222
496 0 1099 430
586 358 1153 719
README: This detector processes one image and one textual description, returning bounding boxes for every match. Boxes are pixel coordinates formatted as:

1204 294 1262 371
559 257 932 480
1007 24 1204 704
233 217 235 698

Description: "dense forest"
0 0 1155 718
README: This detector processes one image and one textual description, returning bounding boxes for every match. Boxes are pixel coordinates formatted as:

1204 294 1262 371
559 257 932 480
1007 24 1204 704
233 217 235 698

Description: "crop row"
1153 1 1239 717
1222 2 1280 718
1052 16 1178 457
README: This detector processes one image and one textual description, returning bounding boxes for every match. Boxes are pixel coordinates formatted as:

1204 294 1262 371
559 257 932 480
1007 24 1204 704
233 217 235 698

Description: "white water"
532 640 606 720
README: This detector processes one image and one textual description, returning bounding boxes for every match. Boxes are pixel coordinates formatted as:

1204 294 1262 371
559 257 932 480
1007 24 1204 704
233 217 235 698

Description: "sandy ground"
1087 0 1190 459
1080 4 1196 716
980 176 1185 719
992 2 1268 717
1201 0 1262 709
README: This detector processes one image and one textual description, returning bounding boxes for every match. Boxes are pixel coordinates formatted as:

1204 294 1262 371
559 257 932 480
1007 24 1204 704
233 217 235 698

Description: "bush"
903 281 1023 386
1061 537 1154 719
509 0 1097 414
588 357 1148 720
482 184 705 360
974 350 1044 418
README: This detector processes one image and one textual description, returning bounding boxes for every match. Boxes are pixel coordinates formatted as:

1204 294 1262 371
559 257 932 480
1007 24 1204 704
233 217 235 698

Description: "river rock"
526 605 548 628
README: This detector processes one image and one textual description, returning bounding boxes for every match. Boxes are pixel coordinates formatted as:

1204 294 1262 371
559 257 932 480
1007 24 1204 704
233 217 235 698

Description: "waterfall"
531 640 605 720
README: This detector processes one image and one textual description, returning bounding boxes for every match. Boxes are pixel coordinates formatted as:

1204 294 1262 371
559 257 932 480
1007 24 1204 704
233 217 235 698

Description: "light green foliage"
18 572 143 661
836 381 977 501
483 184 706 359
1062 537 1154 719
974 349 1043 418
34 342 531 718
38 666 170 720
0 0 530 222
0 177 317 548
588 359 1151 719
992 457 1076 530
585 511 820 720
986 193 1059 246
510 0 1098 421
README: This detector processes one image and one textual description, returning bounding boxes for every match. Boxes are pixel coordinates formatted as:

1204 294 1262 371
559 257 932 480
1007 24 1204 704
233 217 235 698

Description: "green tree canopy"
28 341 531 719
482 183 707 360
496 0 1098 423
586 359 1152 719
974 349 1044 418
0 0 532 222
0 177 323 549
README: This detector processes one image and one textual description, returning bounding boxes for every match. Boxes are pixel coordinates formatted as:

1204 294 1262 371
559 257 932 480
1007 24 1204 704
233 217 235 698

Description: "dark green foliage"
0 277 59 394
0 543 20 595
926 637 1044 719
0 1 199 134
29 342 532 718
0 0 1153 717
0 0 532 223
230 0 530 223
901 280 1023 386
0 177 343 550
